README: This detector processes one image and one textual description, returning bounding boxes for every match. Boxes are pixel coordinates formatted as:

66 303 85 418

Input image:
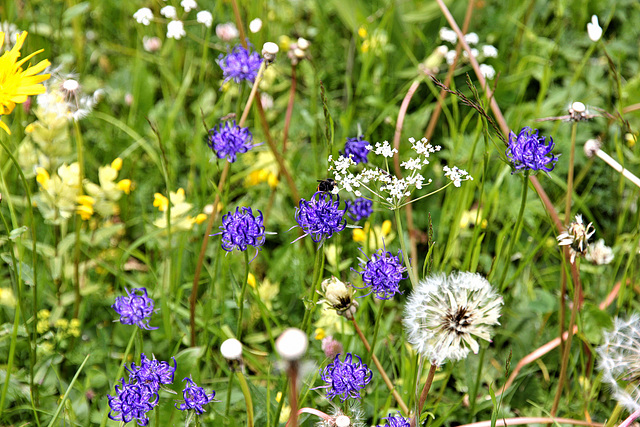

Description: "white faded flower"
403 271 503 366
464 32 479 45
275 328 308 361
160 6 177 19
585 239 614 265
443 165 472 187
180 0 197 12
216 22 239 41
319 276 358 319
133 8 154 26
557 214 595 263
481 44 498 58
597 315 640 414
587 15 603 42
166 20 186 40
196 10 213 28
143 36 162 52
479 63 496 80
249 18 262 33
439 27 457 44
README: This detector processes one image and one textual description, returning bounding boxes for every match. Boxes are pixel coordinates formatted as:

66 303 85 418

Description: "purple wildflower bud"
318 352 372 401
217 44 263 84
341 135 370 164
321 335 344 359
112 287 158 330
506 127 559 173
208 120 256 163
126 354 177 392
378 412 411 427
354 246 407 300
292 191 347 244
346 197 373 221
108 379 159 426
176 377 216 415
212 207 266 261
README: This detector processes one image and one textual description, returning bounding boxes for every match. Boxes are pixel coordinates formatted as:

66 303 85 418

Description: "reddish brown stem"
411 363 437 427
456 417 603 427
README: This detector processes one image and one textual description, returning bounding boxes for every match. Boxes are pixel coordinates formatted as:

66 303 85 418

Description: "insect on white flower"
403 271 503 366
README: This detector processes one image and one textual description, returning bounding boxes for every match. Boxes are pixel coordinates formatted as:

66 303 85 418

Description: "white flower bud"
262 41 279 63
571 101 586 114
584 138 601 158
275 328 308 361
249 18 262 33
297 37 310 50
220 338 243 360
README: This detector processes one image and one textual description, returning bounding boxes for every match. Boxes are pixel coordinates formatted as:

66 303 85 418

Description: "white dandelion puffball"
597 315 640 413
403 271 503 366
220 338 243 360
275 328 308 361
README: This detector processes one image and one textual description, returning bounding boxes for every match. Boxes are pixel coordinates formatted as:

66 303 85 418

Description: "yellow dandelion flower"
153 192 169 212
0 31 51 134
111 158 123 171
117 179 132 194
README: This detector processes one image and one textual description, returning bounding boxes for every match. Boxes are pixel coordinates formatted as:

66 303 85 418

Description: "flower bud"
297 37 310 50
262 42 279 64
320 276 358 319
275 328 308 361
220 338 243 360
584 138 601 158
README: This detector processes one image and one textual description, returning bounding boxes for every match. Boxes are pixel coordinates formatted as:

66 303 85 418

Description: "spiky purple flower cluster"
208 121 256 163
112 287 157 330
355 247 407 300
213 207 266 261
217 45 263 84
506 127 558 172
378 412 411 427
318 353 372 401
341 135 370 164
346 197 373 221
293 191 347 244
176 377 216 414
108 379 158 426
126 354 176 392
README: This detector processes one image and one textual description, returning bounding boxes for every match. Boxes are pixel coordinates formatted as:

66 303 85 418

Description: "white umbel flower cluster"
597 315 640 413
328 137 471 210
403 271 503 366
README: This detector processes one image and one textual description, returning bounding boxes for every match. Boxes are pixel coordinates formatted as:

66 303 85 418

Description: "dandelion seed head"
276 328 308 361
585 238 614 265
220 338 243 360
556 214 595 263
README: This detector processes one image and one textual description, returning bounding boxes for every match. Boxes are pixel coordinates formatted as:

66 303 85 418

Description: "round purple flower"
217 44 263 84
112 287 158 330
213 207 266 260
293 191 347 244
126 353 176 392
506 127 558 172
378 412 411 427
318 352 372 401
176 377 216 414
346 197 373 221
341 135 370 164
208 120 256 163
108 379 159 426
354 246 407 300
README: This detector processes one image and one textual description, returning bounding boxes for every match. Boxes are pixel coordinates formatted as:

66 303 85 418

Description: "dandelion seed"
167 20 186 40
196 11 213 28
108 379 158 427
292 191 347 244
317 353 372 401
218 45 262 84
220 338 243 360
133 8 154 26
354 246 406 300
176 377 215 415
212 206 266 261
506 127 558 173
341 135 370 164
112 287 158 330
207 120 257 163
126 353 176 392
557 214 595 263
403 272 503 366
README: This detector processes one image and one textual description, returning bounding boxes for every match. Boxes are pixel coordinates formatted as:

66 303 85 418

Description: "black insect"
317 178 336 192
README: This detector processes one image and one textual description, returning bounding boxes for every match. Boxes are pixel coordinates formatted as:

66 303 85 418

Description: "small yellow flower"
358 26 368 38
361 40 370 53
0 31 51 134
36 167 50 190
117 179 132 194
195 213 207 224
381 220 392 235
153 193 169 212
276 391 283 403
111 158 123 171
267 173 279 189
279 35 292 51
77 195 95 206
247 272 256 288
25 123 34 133
76 195 95 220
55 318 69 329
315 327 326 340
38 309 50 319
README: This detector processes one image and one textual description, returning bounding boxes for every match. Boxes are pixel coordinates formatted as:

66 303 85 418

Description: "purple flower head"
112 287 158 330
212 207 266 261
217 44 263 84
378 412 411 427
176 377 216 415
108 379 158 426
208 121 256 163
354 245 407 300
506 127 559 173
292 191 347 244
318 352 372 401
341 135 370 164
126 354 176 392
346 197 373 221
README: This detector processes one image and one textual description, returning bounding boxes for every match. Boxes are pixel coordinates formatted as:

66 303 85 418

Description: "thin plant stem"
498 170 529 290
45 354 91 427
395 208 418 287
301 246 324 333
236 251 251 341
455 417 603 427
411 363 438 427
469 346 486 420
366 299 386 365
352 318 409 415
282 63 297 153
236 372 255 427
604 404 624 427
0 278 19 416
72 119 84 319
239 62 266 126
224 373 234 417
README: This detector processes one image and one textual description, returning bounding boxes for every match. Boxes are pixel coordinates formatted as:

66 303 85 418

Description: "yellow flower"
54 318 69 329
117 179 132 194
352 220 395 249
153 193 169 212
36 167 50 190
0 31 51 134
25 123 34 133
247 272 256 288
76 195 95 220
315 328 326 340
111 158 123 171
358 26 368 38
195 213 207 224
267 172 279 189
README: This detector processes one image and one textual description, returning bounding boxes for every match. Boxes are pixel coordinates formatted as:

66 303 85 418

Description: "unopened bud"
571 101 586 114
297 37 310 50
220 338 243 360
275 328 308 361
262 42 279 64
584 138 601 158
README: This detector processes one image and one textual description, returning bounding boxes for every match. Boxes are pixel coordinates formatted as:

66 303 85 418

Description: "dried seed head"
276 328 308 361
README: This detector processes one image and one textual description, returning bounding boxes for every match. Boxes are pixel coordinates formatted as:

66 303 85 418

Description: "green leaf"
9 226 28 240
